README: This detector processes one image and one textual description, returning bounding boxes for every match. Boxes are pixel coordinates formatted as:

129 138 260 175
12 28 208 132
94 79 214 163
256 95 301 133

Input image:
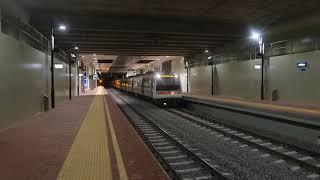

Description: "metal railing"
0 9 68 62
187 37 320 68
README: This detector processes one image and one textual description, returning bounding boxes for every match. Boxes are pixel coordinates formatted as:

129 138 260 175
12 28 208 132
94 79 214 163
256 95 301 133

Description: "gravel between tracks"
111 89 318 180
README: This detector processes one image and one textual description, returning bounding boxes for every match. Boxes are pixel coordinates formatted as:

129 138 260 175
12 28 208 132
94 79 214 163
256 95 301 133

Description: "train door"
141 78 145 94
131 79 134 92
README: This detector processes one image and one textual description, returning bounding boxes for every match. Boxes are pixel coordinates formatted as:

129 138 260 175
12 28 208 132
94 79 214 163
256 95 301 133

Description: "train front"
154 73 182 106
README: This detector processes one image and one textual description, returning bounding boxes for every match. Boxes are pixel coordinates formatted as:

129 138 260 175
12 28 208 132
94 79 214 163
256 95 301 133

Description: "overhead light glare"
250 31 261 41
58 25 66 31
156 73 161 79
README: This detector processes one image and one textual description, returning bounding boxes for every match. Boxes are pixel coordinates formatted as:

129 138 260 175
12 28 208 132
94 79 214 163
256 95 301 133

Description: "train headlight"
156 73 161 79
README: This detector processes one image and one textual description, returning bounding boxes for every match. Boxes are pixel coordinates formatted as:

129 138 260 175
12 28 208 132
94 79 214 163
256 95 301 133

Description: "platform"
0 87 168 180
183 93 320 122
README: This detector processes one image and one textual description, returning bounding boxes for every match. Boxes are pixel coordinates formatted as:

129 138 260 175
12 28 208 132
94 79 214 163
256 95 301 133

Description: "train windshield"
156 77 180 91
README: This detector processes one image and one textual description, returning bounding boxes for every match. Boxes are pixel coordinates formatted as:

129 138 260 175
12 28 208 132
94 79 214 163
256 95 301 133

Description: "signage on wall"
297 62 308 72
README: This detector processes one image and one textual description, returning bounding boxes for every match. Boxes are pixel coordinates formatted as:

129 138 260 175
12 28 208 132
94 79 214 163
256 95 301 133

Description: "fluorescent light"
54 64 64 69
255 65 261 69
74 47 79 50
58 25 66 31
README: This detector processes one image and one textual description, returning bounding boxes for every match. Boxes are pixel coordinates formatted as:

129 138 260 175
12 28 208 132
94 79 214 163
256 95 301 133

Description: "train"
113 71 182 106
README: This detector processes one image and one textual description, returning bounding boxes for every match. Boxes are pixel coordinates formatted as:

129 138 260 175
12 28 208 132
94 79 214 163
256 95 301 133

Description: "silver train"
114 71 182 106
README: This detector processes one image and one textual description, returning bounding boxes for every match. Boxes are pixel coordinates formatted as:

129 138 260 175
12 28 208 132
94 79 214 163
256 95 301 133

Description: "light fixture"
71 54 76 58
94 57 97 60
250 31 261 41
81 55 84 58
156 73 161 79
79 73 83 77
58 25 66 31
54 64 64 69
166 56 170 58
255 65 261 70
297 62 307 67
205 49 209 53
208 56 212 60
74 47 79 50
174 74 178 78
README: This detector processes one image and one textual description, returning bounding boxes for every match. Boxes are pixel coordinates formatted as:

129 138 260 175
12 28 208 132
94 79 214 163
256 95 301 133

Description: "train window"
156 78 180 91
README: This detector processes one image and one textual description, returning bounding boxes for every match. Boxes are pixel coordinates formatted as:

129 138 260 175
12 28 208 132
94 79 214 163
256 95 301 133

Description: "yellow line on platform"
56 88 112 180
103 90 129 180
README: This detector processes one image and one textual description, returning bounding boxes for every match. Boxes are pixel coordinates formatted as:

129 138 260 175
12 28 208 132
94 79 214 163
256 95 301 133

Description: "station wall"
189 51 320 106
0 32 77 129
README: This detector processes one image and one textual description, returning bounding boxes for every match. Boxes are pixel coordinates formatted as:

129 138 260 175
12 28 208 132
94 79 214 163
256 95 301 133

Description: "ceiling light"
71 54 76 58
166 56 170 58
205 50 209 53
58 25 66 31
74 47 79 50
250 31 261 41
93 54 96 56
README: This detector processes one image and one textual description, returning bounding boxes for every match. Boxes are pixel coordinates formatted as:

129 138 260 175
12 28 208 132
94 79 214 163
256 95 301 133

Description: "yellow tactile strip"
57 88 112 180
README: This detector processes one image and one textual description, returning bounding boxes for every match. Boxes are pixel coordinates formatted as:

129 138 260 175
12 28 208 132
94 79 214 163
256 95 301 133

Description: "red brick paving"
0 91 169 180
104 93 170 180
0 96 94 180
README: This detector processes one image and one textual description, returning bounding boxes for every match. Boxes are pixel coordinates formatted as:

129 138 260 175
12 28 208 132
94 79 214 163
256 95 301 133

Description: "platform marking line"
57 88 112 180
103 91 129 180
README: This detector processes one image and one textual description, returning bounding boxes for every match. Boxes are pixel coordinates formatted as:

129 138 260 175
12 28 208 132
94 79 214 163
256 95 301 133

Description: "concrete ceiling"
17 0 320 72
80 54 118 73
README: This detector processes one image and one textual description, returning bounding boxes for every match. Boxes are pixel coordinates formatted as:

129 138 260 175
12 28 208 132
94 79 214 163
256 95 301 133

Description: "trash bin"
272 89 279 101
43 95 49 112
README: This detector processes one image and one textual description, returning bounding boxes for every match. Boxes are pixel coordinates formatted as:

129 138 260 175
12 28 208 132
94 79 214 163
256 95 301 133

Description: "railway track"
166 108 320 178
110 90 227 180
110 89 320 179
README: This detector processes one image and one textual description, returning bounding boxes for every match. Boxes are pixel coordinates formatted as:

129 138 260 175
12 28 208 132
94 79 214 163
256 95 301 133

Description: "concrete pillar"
87 63 97 90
